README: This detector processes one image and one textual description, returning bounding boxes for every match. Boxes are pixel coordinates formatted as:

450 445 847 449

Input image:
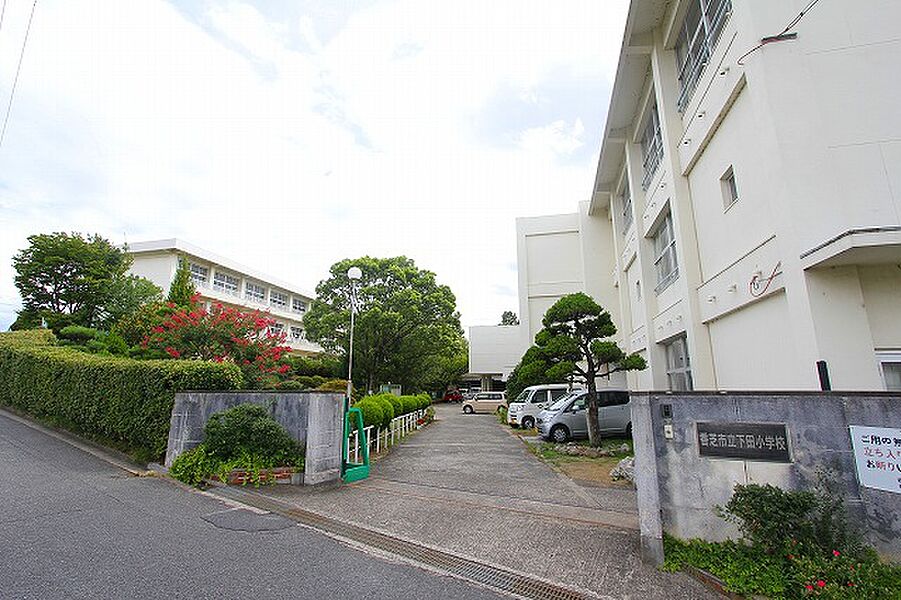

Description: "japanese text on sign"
849 425 901 494
696 422 791 462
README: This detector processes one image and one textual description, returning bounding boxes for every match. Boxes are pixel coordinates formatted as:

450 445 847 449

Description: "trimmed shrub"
0 330 243 459
58 325 101 344
203 403 300 464
400 395 419 415
368 394 395 428
383 393 403 417
276 379 306 390
295 375 327 389
353 398 383 429
416 393 431 410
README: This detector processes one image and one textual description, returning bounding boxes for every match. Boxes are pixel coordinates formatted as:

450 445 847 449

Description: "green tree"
303 256 464 394
167 258 197 307
533 292 646 446
12 232 160 331
505 346 554 400
499 310 519 326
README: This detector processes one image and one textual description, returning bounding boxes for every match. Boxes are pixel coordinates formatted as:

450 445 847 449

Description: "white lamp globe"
347 266 362 280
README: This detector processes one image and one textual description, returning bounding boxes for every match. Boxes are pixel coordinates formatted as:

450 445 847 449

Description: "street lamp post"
346 266 362 403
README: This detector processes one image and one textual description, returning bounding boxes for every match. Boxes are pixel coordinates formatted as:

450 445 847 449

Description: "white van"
506 384 581 429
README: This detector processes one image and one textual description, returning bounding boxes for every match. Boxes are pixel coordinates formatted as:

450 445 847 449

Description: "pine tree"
167 258 197 307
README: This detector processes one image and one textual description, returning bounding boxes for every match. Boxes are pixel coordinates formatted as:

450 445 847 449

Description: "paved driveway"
253 403 718 600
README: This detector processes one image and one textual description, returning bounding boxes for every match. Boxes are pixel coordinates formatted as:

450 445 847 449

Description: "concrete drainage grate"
216 488 592 600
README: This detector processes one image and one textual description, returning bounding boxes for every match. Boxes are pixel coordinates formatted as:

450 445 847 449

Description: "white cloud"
0 0 628 332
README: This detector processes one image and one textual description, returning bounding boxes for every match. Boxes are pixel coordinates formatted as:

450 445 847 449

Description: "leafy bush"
663 536 786 598
400 395 419 415
665 482 900 599
204 403 299 464
316 379 350 393
169 404 304 487
719 483 860 556
417 393 431 410
382 393 403 416
168 444 215 486
353 398 384 429
276 379 306 390
368 394 395 428
0 330 243 459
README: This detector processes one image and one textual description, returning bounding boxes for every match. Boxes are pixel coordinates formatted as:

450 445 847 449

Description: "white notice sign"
849 425 901 494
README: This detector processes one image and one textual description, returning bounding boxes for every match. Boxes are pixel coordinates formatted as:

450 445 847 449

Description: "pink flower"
816 580 826 588
805 585 813 592
832 550 840 557
164 346 181 358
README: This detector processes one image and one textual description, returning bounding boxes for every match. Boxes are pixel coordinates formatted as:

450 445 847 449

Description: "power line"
0 0 8 36
737 0 823 66
0 0 38 150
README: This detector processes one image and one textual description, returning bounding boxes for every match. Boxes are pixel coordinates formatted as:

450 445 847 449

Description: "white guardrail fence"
348 409 429 463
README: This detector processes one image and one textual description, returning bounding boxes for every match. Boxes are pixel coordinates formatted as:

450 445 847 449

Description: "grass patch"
527 438 634 487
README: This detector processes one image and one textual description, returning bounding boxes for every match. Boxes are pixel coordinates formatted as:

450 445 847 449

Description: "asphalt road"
0 411 501 600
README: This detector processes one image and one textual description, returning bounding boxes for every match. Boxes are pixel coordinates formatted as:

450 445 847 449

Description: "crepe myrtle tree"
536 292 646 447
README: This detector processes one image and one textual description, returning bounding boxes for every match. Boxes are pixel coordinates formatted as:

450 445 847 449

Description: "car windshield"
513 390 530 403
547 391 581 412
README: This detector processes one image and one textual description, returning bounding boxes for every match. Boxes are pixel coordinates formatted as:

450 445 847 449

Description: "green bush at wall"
0 330 243 459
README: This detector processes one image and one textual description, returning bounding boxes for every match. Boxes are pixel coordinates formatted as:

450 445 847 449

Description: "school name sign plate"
849 425 901 494
696 422 791 462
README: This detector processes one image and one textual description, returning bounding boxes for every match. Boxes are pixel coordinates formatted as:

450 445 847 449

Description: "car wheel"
550 425 569 443
463 405 473 414
625 422 632 437
521 416 535 429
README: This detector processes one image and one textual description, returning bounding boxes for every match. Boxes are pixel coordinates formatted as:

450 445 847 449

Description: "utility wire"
0 0 38 150
0 0 8 36
737 0 823 65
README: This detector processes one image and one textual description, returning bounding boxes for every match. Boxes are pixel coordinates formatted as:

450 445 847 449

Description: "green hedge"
0 330 243 459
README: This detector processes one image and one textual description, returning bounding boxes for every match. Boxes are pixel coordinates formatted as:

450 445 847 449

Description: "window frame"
289 326 304 340
652 212 679 293
244 281 266 303
641 103 664 190
189 263 209 286
675 0 732 112
664 336 693 391
620 179 634 234
270 290 288 309
291 298 307 314
212 271 239 295
721 166 739 210
876 351 901 391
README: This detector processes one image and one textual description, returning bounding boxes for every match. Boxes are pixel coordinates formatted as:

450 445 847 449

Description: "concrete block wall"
632 392 901 564
165 391 343 485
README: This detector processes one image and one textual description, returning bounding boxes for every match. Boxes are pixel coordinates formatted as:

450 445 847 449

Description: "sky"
0 0 628 332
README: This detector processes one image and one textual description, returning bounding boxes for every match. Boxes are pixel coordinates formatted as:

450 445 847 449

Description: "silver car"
536 390 631 443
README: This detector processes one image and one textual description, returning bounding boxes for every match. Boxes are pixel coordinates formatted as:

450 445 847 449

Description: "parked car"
507 384 581 429
536 389 631 443
442 389 463 403
462 391 506 414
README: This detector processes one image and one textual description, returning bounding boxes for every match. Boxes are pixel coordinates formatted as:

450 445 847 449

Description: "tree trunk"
586 375 602 447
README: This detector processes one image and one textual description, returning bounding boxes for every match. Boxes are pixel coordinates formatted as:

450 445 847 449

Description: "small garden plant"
663 482 901 599
169 403 304 487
